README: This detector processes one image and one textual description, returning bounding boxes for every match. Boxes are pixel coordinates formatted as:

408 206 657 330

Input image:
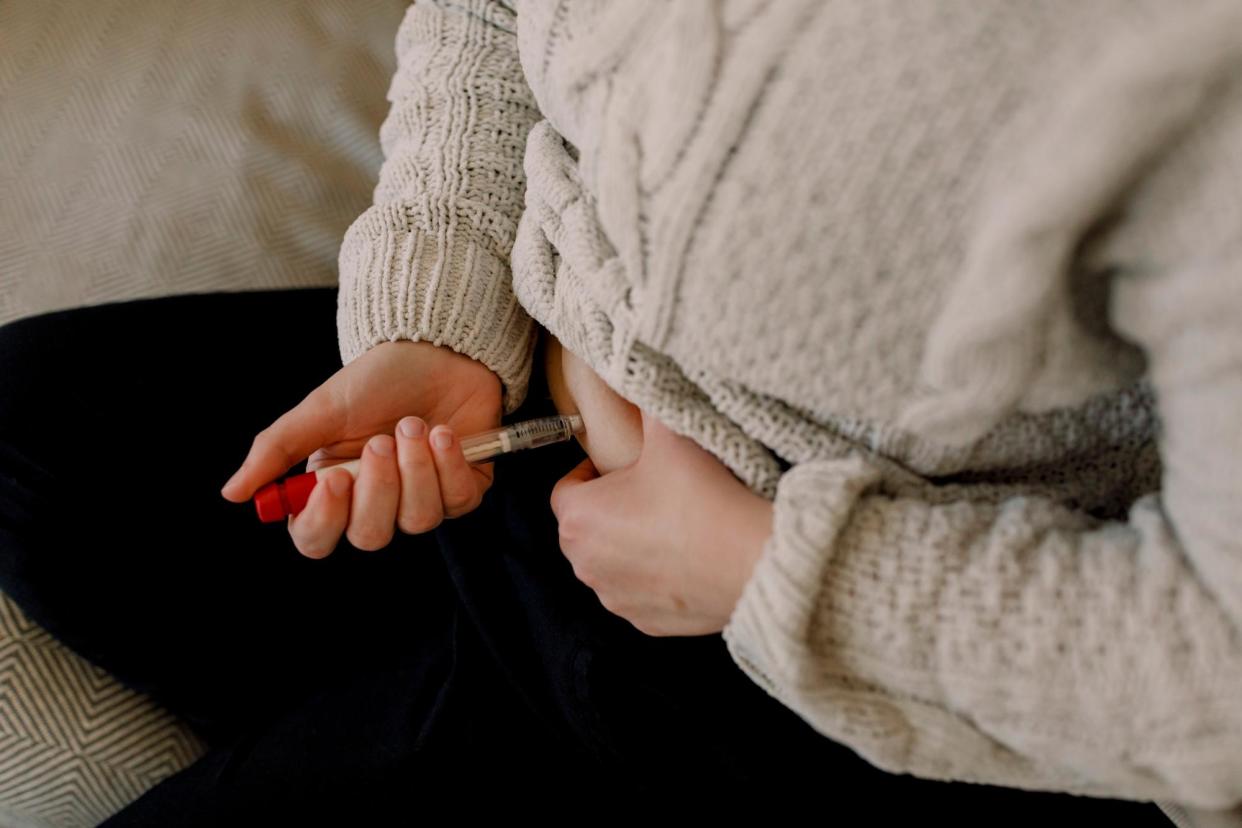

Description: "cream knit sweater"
335 0 1242 809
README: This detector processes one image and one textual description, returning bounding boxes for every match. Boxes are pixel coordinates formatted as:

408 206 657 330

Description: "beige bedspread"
0 1 404 824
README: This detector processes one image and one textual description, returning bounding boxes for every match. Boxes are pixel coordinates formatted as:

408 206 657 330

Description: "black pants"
0 288 1170 824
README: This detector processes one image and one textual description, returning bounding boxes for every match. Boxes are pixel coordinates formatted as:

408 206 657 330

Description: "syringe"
252 413 584 523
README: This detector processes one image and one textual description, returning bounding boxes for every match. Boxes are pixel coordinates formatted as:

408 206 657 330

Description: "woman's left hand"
550 409 774 637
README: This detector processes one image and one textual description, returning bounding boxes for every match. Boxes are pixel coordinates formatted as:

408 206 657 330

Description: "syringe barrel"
460 414 584 462
253 414 585 523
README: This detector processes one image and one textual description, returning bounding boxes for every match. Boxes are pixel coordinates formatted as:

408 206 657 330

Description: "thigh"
99 566 604 826
435 373 1175 823
0 288 455 744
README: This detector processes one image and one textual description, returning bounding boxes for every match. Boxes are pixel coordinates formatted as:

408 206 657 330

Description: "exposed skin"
542 334 644 473
219 339 502 558
550 407 773 637
543 335 773 635
220 331 773 635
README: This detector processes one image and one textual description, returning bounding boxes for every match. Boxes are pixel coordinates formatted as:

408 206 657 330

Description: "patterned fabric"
0 0 406 824
337 0 1242 811
0 594 205 827
0 0 405 328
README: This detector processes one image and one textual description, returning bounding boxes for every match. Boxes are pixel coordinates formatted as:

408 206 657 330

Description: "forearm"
337 0 541 413
724 456 1242 808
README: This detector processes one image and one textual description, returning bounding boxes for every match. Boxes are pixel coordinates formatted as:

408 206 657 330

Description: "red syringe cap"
253 470 320 523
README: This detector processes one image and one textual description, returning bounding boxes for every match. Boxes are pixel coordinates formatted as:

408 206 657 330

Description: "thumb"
639 407 681 448
220 388 341 502
549 456 599 518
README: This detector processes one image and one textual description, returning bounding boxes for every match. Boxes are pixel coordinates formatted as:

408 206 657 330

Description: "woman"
3 0 1240 822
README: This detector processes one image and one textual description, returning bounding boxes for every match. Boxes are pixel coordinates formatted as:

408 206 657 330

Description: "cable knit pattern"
344 0 1242 814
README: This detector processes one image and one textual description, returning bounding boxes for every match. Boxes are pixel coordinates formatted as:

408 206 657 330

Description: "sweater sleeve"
722 244 1242 809
336 0 541 414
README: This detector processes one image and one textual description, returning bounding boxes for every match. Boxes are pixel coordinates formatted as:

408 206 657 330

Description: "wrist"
387 338 502 395
729 491 774 609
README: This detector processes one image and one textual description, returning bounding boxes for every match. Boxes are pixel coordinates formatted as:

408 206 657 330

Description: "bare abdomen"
543 333 643 474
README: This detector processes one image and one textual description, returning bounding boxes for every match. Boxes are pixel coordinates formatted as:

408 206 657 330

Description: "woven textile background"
0 1 405 824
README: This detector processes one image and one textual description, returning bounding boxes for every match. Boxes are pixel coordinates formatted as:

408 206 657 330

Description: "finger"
346 434 401 552
221 386 341 502
395 416 444 534
429 425 481 518
549 456 599 518
306 446 356 474
639 407 680 447
306 447 333 473
287 466 352 559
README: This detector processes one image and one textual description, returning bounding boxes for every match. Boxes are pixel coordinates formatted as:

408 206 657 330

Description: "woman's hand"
219 340 502 558
550 409 774 637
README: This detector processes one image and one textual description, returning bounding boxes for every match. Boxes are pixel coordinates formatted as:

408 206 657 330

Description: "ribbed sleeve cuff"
721 458 1137 798
336 202 537 415
722 456 881 690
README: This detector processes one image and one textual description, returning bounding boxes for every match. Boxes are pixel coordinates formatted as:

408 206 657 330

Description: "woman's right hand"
219 340 503 558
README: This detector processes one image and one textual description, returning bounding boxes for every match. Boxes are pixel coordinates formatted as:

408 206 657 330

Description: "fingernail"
370 435 395 457
399 417 425 439
431 428 453 451
326 470 351 497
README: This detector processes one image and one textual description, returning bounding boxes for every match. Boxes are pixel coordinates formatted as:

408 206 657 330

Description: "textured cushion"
0 1 405 824
0 594 205 827
0 0 404 326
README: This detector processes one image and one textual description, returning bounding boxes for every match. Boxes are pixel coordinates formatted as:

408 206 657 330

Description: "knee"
0 311 73 434
0 314 54 410
0 317 65 564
